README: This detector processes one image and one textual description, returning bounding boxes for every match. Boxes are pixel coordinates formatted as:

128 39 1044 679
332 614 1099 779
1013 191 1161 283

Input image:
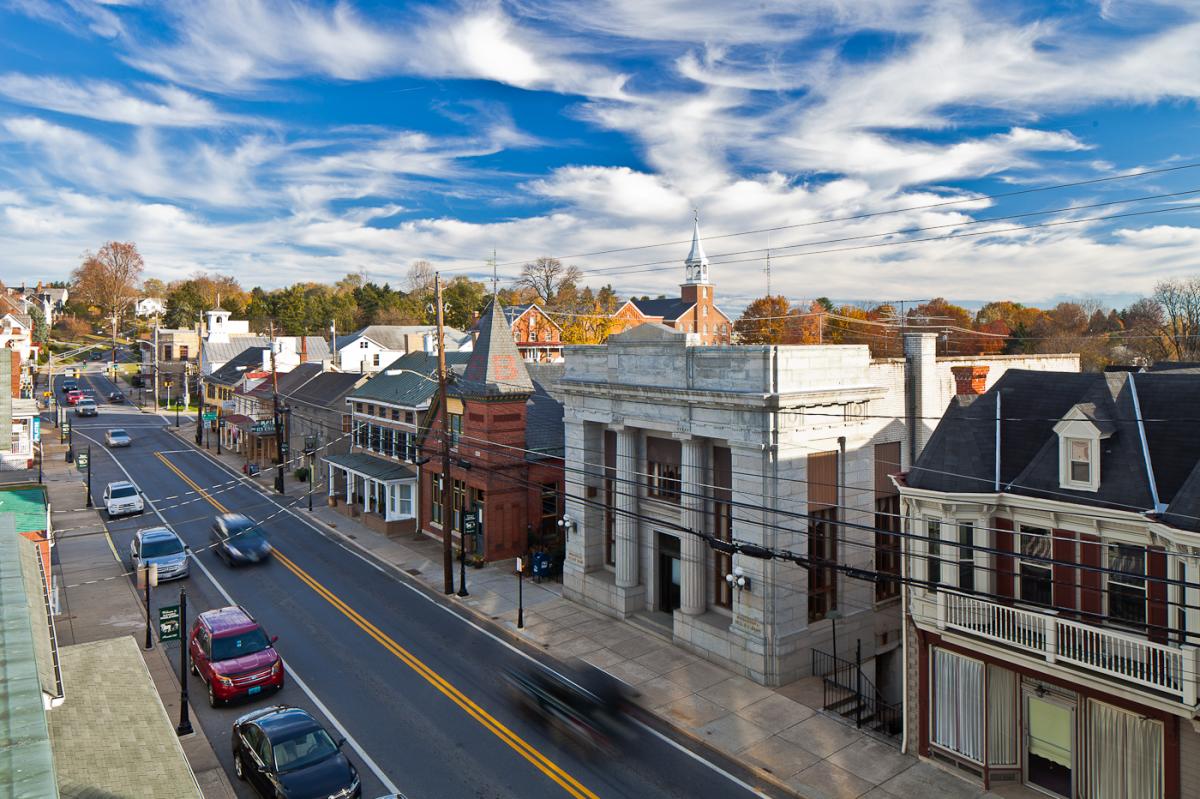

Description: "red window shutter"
995 517 1014 599
1079 533 1102 619
1052 529 1077 612
1148 547 1168 644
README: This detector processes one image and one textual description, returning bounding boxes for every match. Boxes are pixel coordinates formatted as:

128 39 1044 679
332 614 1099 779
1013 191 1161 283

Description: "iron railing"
812 644 901 738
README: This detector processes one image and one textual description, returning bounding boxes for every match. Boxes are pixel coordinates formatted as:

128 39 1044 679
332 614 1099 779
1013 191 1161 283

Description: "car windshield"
111 486 138 499
226 519 264 544
141 538 184 558
211 628 271 661
110 429 128 438
271 727 339 773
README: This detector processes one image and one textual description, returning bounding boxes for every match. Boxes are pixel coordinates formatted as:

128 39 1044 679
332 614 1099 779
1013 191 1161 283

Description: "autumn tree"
514 257 582 307
734 296 793 344
1153 278 1200 361
72 241 144 350
1121 297 1169 363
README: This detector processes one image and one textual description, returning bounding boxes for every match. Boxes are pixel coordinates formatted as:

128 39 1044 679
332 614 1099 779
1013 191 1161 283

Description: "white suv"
103 480 144 518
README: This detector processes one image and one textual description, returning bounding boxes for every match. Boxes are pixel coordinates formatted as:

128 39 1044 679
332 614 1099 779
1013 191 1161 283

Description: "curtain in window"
931 648 983 761
987 664 1017 766
1088 700 1162 799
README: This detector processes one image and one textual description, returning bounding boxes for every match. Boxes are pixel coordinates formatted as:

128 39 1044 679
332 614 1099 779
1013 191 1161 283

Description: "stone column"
615 427 639 588
680 437 706 615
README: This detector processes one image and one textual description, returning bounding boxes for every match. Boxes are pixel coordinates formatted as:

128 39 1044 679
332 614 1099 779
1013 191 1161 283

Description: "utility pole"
271 324 285 494
436 275 454 595
153 318 160 411
194 314 204 445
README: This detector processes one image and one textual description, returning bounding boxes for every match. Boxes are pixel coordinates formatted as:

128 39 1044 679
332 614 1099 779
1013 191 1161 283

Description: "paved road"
51 364 782 799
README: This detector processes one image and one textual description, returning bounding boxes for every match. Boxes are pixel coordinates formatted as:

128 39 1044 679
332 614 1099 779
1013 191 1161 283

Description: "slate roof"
908 369 1200 528
459 301 534 397
340 325 469 351
245 362 324 399
525 380 564 458
350 351 471 407
324 452 417 481
203 336 270 365
208 347 268 386
282 371 362 411
628 297 694 320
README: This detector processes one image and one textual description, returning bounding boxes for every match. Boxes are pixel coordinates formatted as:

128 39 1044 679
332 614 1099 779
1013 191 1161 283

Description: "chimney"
951 365 989 396
300 336 308 363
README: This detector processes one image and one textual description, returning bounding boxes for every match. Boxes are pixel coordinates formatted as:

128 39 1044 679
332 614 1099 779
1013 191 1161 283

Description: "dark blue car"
232 705 360 798
211 513 273 566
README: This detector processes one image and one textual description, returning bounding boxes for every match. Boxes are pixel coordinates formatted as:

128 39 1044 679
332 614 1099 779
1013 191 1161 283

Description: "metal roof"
0 488 47 534
324 452 418 482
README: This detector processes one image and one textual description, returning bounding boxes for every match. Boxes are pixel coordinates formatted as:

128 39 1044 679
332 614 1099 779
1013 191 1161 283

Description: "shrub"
293 466 310 482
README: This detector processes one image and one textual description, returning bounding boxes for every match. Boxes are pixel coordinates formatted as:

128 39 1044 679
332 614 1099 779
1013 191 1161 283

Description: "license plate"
247 685 262 695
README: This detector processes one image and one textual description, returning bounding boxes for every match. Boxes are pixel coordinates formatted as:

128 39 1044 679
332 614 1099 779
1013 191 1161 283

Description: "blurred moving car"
211 513 272 565
504 660 636 755
75 400 98 417
129 527 189 581
189 606 283 707
104 428 132 447
103 480 144 517
231 706 360 799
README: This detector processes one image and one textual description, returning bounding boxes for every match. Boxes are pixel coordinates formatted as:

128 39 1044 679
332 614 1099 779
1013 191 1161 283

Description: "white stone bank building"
561 324 1078 686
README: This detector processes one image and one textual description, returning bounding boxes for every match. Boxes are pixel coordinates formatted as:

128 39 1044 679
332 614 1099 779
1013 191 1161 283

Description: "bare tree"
1153 278 1200 360
513 257 582 306
72 241 144 354
405 260 436 296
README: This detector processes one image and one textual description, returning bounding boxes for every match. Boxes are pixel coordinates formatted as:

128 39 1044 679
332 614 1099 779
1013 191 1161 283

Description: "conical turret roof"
459 300 534 398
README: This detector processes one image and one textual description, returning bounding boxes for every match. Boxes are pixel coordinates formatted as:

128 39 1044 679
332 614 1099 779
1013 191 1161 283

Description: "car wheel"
190 661 198 676
233 750 246 781
207 680 219 708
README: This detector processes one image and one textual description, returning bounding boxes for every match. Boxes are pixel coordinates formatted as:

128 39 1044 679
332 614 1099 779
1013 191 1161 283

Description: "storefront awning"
324 452 417 482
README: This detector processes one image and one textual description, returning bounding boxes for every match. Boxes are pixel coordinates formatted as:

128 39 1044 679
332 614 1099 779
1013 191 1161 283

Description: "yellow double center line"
153 452 599 799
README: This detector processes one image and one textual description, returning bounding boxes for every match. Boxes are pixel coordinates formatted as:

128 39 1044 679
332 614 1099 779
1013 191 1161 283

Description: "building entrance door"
1024 692 1074 798
657 533 681 613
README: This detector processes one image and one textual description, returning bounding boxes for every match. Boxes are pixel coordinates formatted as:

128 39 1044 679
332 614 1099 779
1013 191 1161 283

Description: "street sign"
202 411 217 421
158 604 181 642
75 449 88 471
463 511 479 535
32 417 40 443
62 421 71 435
279 442 290 455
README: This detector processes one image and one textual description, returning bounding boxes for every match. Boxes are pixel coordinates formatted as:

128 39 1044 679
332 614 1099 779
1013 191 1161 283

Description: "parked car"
189 606 283 707
104 428 132 447
75 400 98 417
211 513 273 566
232 706 359 799
103 480 144 517
129 527 189 581
65 390 84 405
108 391 125 403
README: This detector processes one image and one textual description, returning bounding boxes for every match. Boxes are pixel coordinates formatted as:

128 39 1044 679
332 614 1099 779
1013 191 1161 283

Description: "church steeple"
684 210 709 285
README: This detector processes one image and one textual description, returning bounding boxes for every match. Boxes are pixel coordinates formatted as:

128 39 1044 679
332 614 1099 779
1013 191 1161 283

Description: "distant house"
607 217 733 345
135 297 165 317
478 304 563 363
0 299 35 365
334 325 471 374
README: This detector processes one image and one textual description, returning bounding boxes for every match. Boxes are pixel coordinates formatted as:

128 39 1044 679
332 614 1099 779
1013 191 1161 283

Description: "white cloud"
0 73 248 127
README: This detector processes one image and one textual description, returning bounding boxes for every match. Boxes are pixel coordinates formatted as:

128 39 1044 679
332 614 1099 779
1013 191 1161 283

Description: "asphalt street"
51 363 782 799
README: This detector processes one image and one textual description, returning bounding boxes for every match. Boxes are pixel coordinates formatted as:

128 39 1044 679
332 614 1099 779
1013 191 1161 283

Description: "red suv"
66 390 84 405
189 606 283 707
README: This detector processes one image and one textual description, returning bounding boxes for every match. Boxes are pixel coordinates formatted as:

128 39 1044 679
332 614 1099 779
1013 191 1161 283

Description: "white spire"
684 209 710 285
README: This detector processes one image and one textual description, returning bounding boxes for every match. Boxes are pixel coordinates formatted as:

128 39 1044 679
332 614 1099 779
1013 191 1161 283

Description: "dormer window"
1053 404 1110 493
1068 438 1091 483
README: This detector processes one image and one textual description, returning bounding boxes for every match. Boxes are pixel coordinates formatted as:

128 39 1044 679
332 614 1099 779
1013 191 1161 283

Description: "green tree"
441 277 489 329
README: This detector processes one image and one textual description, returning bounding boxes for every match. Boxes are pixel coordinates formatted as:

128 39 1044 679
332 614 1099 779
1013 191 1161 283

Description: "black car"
108 392 125 403
232 706 360 799
130 374 144 388
61 380 77 394
212 513 272 565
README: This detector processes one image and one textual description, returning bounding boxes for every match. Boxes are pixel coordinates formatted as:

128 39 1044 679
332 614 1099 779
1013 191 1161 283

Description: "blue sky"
1 0 1199 311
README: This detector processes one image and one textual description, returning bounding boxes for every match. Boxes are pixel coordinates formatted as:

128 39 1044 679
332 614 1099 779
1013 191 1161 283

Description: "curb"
161 427 801 799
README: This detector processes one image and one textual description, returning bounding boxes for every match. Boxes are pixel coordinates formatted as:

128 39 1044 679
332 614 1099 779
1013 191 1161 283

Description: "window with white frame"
1068 438 1090 482
359 340 369 348
387 483 414 520
1107 543 1146 627
1018 525 1053 606
957 522 975 591
926 518 942 588
1059 433 1100 491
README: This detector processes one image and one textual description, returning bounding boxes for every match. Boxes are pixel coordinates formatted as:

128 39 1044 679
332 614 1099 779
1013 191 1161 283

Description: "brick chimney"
951 365 989 396
300 336 308 363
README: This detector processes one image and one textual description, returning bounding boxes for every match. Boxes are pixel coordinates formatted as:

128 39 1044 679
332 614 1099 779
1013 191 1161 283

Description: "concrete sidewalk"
40 430 236 799
165 421 1018 799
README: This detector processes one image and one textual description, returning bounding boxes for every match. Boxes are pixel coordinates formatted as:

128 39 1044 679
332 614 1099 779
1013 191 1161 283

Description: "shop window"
452 479 466 532
931 648 984 762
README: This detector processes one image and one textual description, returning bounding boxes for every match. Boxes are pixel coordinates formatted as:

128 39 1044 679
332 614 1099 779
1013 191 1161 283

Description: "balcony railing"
936 589 1199 706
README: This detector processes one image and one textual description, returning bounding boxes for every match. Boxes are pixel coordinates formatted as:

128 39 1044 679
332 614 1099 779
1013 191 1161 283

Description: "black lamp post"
85 445 92 508
176 587 193 736
304 435 317 512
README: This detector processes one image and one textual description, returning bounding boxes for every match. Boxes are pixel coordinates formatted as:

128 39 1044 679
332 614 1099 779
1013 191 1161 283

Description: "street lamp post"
140 563 157 651
516 556 525 629
176 587 193 736
85 445 92 508
304 435 316 512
